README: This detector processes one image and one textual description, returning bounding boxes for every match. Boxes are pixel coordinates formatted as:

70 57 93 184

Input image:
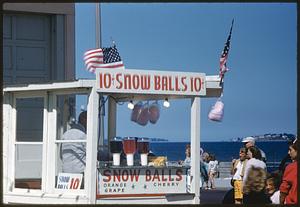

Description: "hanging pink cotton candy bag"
137 102 150 126
148 101 160 124
131 101 143 122
208 99 224 122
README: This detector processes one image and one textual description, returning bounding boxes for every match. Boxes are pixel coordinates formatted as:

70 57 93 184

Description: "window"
14 97 44 189
54 93 88 190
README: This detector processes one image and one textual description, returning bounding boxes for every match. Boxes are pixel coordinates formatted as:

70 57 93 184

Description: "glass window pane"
55 94 88 190
14 144 43 189
15 97 44 189
16 97 44 142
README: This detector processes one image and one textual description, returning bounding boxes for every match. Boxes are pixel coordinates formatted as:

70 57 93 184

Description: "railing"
217 161 281 178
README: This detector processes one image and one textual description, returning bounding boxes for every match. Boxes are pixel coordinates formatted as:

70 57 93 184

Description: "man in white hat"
242 136 266 162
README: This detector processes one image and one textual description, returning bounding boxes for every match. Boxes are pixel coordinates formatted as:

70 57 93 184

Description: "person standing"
208 154 218 189
200 155 209 189
231 147 248 204
183 144 191 166
179 144 191 166
278 139 293 177
243 166 271 204
279 138 298 204
243 146 266 185
242 136 266 162
61 111 87 173
202 152 210 190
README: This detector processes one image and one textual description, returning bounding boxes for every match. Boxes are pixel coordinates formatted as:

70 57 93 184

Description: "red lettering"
152 170 160 182
181 77 187 91
176 169 183 181
113 169 121 182
194 77 202 92
130 169 140 182
124 74 131 89
168 76 174 91
162 76 168 91
70 178 80 189
122 170 129 182
103 73 112 88
168 169 174 181
132 75 140 89
154 76 161 90
161 169 167 181
175 76 180 91
99 73 103 88
190 77 194 92
141 75 150 90
116 73 123 89
103 170 111 182
145 169 151 181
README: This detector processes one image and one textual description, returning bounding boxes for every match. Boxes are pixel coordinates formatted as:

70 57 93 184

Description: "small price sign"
57 173 83 190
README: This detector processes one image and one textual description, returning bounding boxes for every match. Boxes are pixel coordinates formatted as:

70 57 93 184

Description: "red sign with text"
96 69 206 96
97 167 188 196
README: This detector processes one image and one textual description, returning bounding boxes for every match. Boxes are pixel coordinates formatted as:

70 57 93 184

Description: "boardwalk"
200 189 229 204
200 177 232 204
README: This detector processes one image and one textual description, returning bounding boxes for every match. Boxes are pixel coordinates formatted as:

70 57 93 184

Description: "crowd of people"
222 136 298 205
180 144 220 190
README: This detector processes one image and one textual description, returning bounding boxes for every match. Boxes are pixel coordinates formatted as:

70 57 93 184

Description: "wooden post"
108 97 117 142
85 87 99 204
190 97 200 204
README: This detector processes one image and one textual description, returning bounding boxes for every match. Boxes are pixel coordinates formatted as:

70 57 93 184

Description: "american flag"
84 45 125 73
219 19 234 85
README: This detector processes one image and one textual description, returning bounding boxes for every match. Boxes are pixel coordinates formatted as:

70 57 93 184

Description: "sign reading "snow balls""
97 167 188 196
96 68 206 96
56 173 83 190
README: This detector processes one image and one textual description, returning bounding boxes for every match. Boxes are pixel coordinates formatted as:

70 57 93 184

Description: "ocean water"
149 141 290 172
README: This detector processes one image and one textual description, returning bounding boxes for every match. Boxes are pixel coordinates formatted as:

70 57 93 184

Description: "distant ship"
231 133 295 142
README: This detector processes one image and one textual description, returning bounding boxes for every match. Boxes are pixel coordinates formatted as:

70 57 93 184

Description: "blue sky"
75 3 297 142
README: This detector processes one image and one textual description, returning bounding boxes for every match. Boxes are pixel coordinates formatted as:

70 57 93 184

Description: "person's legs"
203 168 209 189
211 172 216 189
208 171 213 189
233 180 243 204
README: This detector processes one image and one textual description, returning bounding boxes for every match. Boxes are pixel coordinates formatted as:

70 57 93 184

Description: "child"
200 151 209 189
266 172 280 204
208 154 218 189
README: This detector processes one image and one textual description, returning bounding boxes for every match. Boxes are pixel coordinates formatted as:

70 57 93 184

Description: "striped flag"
219 19 234 85
84 45 125 73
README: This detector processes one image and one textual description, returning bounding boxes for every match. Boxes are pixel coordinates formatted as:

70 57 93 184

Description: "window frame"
7 91 48 194
48 90 90 195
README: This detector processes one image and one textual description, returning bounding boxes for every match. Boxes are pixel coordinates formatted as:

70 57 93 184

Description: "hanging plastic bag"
208 99 224 122
137 102 150 126
148 101 160 124
131 101 143 122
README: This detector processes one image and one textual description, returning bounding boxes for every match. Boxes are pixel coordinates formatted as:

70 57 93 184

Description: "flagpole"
95 3 101 48
95 3 104 150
